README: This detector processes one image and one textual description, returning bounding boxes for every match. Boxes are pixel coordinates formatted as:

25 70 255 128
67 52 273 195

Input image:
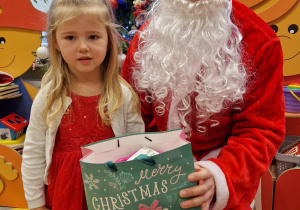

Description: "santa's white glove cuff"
196 160 229 210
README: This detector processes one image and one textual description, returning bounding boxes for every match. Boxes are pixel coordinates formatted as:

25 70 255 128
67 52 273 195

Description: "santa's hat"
0 0 47 31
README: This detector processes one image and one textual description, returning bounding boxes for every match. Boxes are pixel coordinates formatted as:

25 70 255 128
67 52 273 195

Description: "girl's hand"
179 164 216 210
31 206 49 210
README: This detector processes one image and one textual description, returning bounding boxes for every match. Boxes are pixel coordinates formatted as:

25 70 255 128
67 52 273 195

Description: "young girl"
21 0 144 209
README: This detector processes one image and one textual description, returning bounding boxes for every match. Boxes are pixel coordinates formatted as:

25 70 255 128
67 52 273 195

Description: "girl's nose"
78 40 89 52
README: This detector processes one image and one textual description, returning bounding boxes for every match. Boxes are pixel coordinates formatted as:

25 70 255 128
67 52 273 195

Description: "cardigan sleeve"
122 84 145 134
21 89 48 209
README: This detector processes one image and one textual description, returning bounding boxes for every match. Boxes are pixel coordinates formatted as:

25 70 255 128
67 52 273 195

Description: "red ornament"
109 0 118 10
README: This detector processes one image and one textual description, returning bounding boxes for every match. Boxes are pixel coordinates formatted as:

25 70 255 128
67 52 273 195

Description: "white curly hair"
133 0 247 135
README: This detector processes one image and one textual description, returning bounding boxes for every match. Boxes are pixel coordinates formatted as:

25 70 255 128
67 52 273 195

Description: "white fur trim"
196 160 229 210
250 200 255 209
200 148 222 161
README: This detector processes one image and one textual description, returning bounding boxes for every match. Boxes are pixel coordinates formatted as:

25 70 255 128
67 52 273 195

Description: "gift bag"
80 129 199 210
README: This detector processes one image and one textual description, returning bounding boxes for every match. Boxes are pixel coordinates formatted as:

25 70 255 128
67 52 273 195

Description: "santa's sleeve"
197 36 285 209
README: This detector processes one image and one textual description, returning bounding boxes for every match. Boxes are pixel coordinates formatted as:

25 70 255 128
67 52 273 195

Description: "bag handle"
105 161 118 172
105 154 156 172
135 154 156 166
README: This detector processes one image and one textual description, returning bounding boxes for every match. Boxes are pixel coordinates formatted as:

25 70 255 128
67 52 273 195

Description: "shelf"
1 142 24 150
0 93 22 100
0 134 25 149
285 112 300 118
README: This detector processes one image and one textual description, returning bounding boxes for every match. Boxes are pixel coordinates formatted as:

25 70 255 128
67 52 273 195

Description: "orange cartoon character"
0 0 47 120
0 0 48 208
237 0 300 84
0 144 28 208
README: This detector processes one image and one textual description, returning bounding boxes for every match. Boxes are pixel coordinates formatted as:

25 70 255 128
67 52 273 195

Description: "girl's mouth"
78 57 92 64
78 57 91 61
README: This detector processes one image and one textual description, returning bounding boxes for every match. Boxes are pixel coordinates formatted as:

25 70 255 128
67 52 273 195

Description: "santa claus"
122 0 285 209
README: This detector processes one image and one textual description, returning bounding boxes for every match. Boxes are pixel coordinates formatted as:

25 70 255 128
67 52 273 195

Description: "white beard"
133 0 247 134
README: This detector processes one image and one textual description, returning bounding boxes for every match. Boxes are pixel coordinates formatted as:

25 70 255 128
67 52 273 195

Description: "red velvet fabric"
121 1 285 209
46 93 115 210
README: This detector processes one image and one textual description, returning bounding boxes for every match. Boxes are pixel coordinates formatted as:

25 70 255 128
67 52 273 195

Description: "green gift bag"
80 129 199 210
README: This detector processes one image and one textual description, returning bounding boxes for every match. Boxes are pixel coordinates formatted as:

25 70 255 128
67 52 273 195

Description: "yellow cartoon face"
237 0 300 77
0 27 41 78
269 1 300 76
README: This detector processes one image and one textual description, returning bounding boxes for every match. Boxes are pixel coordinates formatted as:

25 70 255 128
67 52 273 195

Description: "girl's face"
55 15 108 79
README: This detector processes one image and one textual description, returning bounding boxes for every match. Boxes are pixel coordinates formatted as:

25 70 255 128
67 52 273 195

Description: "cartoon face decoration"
0 0 48 78
269 1 300 76
0 28 41 78
237 0 300 77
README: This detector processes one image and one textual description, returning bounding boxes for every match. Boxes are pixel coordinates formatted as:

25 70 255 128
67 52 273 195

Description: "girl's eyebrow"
59 30 105 35
87 30 106 34
58 30 75 35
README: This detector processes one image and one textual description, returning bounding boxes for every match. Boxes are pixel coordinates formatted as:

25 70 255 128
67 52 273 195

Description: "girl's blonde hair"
42 0 139 125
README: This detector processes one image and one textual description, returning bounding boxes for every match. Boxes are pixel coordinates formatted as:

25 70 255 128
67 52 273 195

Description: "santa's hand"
179 164 216 210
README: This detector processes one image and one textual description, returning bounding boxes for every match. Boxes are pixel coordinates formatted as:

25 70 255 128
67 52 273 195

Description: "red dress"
46 93 115 210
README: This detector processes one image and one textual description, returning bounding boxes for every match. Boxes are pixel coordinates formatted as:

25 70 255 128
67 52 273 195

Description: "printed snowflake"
84 173 100 190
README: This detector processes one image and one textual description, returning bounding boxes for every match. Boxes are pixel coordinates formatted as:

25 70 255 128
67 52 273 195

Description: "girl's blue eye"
90 35 98 40
66 36 75 40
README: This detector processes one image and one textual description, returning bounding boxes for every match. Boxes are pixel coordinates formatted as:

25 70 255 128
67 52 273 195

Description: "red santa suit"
121 0 285 209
